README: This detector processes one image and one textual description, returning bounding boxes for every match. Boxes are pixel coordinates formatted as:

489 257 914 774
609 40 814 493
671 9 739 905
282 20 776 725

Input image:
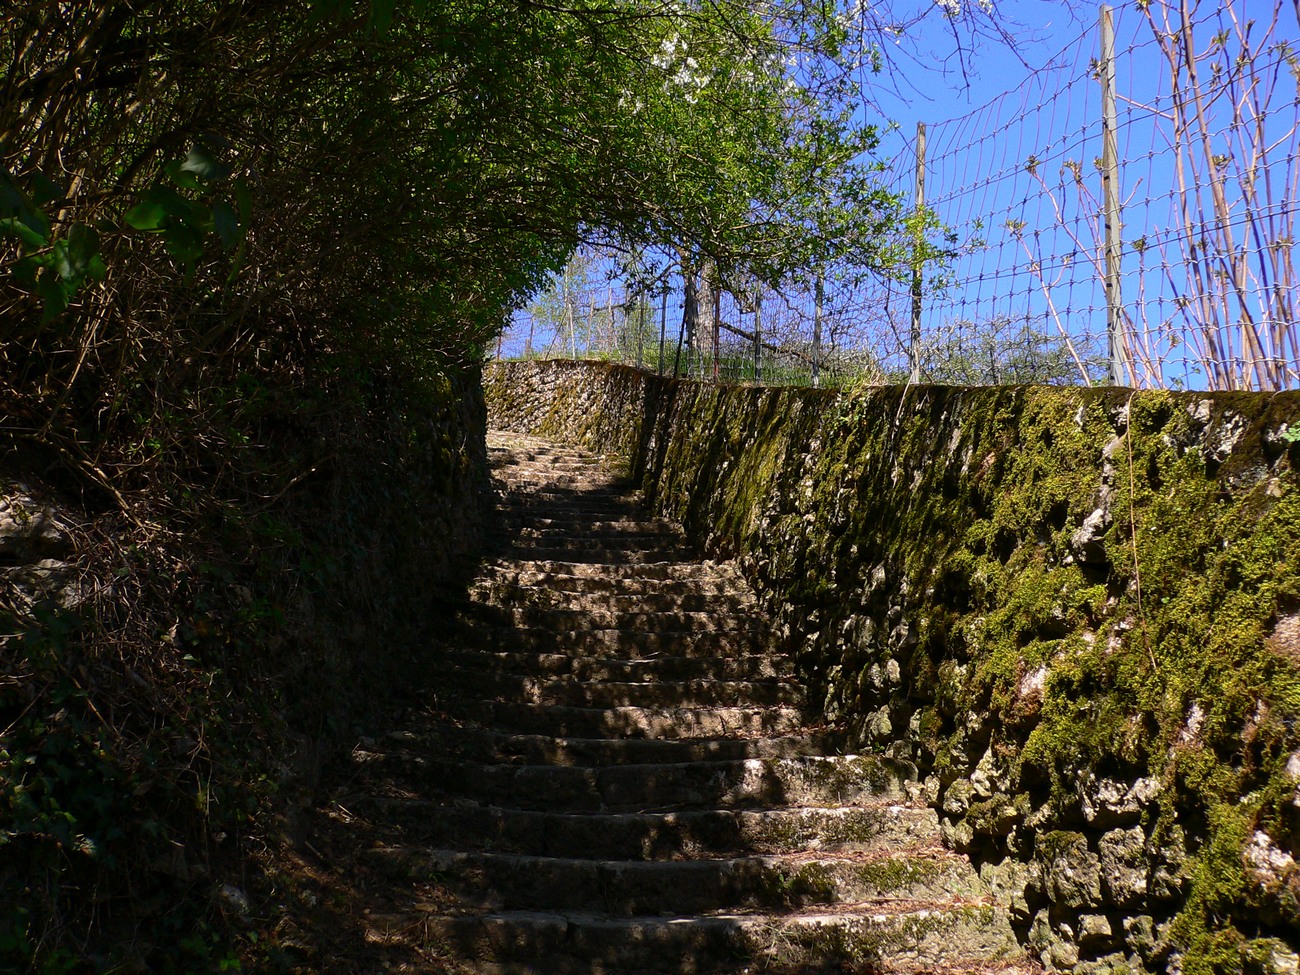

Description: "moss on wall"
487 360 1300 974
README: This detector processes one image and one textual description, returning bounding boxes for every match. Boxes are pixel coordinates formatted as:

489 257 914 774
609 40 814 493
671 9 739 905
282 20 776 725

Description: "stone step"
490 457 609 473
449 626 768 657
386 725 838 766
506 531 679 550
370 904 1022 973
467 584 754 615
440 668 806 709
506 487 638 505
480 567 750 598
456 604 766 634
498 503 645 522
459 701 806 739
355 798 940 859
499 545 686 565
485 559 744 583
434 647 792 683
510 523 679 540
356 754 916 812
496 517 674 535
367 847 987 915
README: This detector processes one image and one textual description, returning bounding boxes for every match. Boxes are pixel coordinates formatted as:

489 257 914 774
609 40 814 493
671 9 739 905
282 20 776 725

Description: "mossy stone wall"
486 359 1300 975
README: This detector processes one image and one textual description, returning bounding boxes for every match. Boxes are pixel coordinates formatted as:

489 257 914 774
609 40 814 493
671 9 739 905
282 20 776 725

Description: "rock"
1017 665 1049 705
1070 507 1112 564
1027 909 1054 961
920 775 941 804
1050 938 1081 970
1150 826 1189 900
970 745 1013 799
943 778 975 816
940 816 974 853
968 793 1030 838
1036 830 1103 909
218 884 251 917
1078 913 1115 949
1283 749 1300 806
1205 409 1247 463
1075 952 1145 975
1124 915 1158 961
0 492 73 560
1080 773 1160 827
979 858 1035 922
1099 826 1150 905
1271 946 1300 975
1243 830 1300 926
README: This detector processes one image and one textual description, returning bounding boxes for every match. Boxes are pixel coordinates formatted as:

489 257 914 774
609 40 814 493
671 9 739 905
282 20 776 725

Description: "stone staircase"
328 431 1034 974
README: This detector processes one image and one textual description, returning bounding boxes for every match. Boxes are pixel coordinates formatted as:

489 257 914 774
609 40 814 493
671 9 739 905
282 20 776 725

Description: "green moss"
490 363 1300 967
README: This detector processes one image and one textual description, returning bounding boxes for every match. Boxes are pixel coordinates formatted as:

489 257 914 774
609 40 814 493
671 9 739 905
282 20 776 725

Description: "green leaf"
369 0 397 32
233 179 252 226
163 159 204 192
12 255 38 289
211 200 240 250
124 201 168 231
0 216 48 249
163 224 204 264
66 223 100 277
50 240 74 281
126 186 195 231
179 146 233 183
37 269 69 321
31 172 65 208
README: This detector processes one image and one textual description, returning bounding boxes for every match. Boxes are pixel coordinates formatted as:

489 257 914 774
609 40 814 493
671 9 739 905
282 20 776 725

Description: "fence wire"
872 2 1300 391
497 1 1300 391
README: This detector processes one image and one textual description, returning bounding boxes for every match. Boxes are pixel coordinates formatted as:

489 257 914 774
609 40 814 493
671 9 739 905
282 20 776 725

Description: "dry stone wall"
486 359 1300 975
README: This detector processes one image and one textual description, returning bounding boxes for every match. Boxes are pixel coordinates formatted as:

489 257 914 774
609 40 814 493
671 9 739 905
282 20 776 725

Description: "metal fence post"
658 286 667 375
1101 3 1125 386
812 271 823 387
910 121 926 384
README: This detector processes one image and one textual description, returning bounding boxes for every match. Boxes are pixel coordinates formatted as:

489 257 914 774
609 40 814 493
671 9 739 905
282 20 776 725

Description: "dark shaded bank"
486 359 1300 975
2 365 489 972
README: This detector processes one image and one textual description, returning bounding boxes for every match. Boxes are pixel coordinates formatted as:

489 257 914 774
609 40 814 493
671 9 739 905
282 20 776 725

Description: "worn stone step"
440 668 806 710
467 584 754 615
368 847 986 915
450 626 768 658
386 725 839 766
491 457 609 473
480 567 750 598
485 559 744 583
510 522 679 540
459 701 806 739
496 517 674 534
456 604 766 634
507 486 638 504
501 545 687 565
372 904 1021 973
434 647 791 683
357 754 915 812
355 798 940 859
498 503 645 523
498 530 685 550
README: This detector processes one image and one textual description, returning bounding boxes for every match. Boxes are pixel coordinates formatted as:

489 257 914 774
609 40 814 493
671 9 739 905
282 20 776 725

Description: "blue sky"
504 2 1300 390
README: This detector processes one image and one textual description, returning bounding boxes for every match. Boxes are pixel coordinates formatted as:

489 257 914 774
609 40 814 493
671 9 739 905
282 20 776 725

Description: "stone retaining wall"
486 359 1300 974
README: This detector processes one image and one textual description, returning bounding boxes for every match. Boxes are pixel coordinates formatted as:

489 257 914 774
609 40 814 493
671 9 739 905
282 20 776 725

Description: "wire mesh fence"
495 1 1300 391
